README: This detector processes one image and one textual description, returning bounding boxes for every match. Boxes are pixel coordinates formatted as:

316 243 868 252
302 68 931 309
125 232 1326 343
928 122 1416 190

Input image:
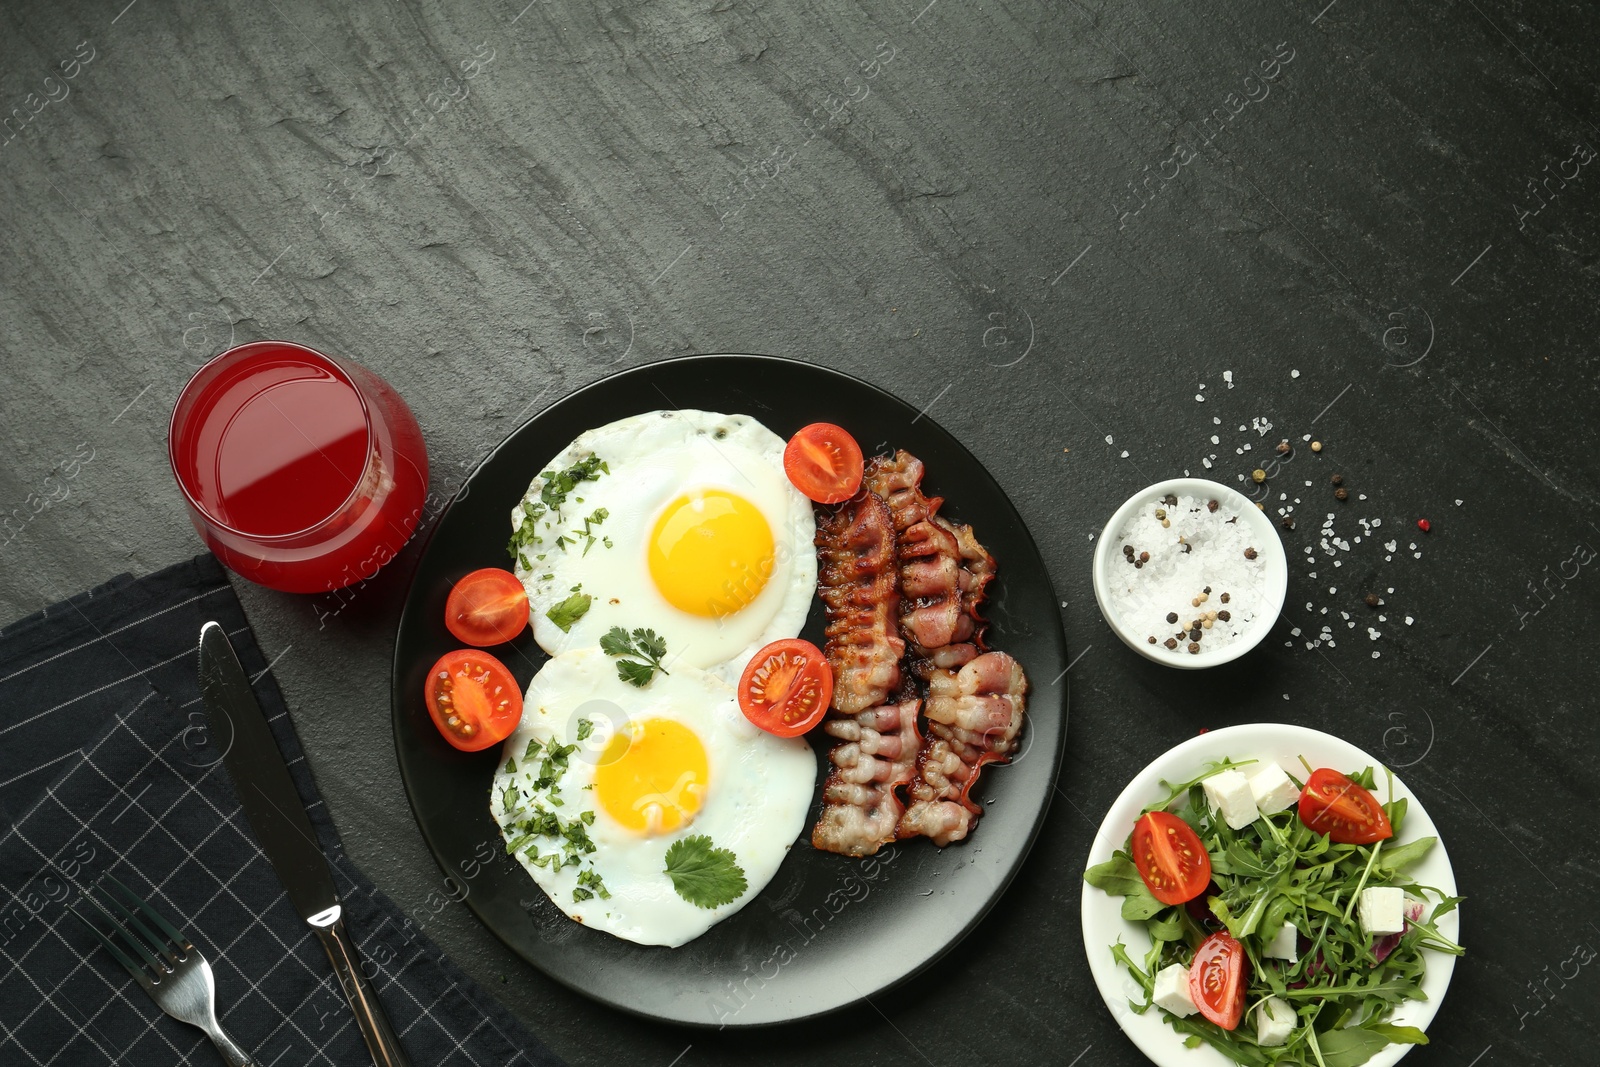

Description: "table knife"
198 621 413 1067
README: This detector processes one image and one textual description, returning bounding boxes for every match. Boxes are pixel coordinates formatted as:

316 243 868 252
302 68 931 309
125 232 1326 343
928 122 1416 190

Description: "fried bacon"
810 682 923 857
811 449 1026 856
864 451 963 651
897 652 1029 846
815 489 903 715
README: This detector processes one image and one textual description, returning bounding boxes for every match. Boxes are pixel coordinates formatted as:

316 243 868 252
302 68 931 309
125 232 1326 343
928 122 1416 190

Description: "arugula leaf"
545 592 592 632
1310 1026 1398 1067
600 626 670 687
663 835 747 909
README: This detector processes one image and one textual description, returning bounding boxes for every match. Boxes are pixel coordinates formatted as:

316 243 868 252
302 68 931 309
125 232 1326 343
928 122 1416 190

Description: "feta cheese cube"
1202 768 1260 829
1152 963 1198 1018
1248 762 1301 815
1264 921 1299 962
1358 886 1406 935
1255 996 1296 1046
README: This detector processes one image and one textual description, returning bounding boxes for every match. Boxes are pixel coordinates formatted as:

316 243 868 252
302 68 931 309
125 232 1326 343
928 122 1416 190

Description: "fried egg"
490 648 816 947
508 409 816 683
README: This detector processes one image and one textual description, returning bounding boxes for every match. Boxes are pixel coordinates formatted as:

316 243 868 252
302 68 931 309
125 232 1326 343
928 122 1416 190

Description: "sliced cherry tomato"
1189 932 1248 1030
1297 767 1394 844
737 638 832 737
783 423 864 504
444 568 530 647
424 649 523 752
1130 811 1212 905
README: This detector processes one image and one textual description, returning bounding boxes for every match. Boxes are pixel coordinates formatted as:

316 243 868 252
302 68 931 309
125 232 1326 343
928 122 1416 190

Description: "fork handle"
315 916 414 1067
200 1020 258 1067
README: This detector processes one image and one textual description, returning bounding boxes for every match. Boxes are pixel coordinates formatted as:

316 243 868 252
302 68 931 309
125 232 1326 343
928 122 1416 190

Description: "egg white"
508 409 817 683
490 648 816 947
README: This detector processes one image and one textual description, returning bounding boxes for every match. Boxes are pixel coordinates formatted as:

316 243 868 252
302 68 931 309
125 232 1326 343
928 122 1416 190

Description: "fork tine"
91 882 180 970
70 898 157 985
101 874 193 956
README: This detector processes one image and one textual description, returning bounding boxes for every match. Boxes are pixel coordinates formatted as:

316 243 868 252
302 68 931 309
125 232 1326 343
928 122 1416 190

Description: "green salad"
1084 758 1463 1067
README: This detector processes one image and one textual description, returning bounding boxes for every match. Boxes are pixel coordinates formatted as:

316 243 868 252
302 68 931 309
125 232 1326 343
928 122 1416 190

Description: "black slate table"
2 1 1596 1065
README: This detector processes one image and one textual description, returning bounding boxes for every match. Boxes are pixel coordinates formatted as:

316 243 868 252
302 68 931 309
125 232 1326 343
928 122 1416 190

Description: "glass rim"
167 339 378 543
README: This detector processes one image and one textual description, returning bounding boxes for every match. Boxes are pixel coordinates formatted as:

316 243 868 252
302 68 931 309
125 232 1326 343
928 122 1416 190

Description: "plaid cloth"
0 555 563 1066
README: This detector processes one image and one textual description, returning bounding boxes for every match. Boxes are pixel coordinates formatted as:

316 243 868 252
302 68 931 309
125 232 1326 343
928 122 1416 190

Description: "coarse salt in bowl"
1092 478 1288 668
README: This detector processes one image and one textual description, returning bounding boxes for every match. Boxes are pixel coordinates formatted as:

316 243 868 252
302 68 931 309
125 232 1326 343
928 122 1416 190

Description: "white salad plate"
1081 723 1460 1067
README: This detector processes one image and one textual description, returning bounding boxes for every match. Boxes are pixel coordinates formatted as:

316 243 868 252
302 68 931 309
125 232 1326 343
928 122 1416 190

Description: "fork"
71 874 259 1066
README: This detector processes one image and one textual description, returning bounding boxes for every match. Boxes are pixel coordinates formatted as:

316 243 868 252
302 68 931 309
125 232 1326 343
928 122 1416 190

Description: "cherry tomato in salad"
783 423 864 504
444 568 530 647
1297 767 1394 844
1189 932 1248 1030
737 638 832 737
1130 811 1212 905
424 649 523 752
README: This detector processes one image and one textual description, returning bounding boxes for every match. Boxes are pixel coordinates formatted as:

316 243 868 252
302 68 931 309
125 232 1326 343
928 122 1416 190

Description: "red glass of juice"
168 340 429 593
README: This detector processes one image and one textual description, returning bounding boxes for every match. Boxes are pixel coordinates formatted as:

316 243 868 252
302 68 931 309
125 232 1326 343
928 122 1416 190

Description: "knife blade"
199 621 413 1067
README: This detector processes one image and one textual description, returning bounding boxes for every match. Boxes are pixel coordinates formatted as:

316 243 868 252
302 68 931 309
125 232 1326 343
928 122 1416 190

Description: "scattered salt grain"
1105 435 1114 444
1404 616 1413 625
1225 371 1234 387
1121 450 1129 458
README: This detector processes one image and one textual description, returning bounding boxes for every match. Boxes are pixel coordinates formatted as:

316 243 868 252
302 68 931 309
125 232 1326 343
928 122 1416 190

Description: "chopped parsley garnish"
523 737 543 761
545 591 592 632
599 626 669 687
576 718 594 741
663 835 747 909
575 868 611 902
507 511 543 570
503 756 516 774
539 455 608 519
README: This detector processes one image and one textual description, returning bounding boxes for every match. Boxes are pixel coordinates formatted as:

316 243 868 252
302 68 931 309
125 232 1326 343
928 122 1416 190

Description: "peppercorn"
1154 508 1167 519
1134 560 1144 568
1311 440 1323 452
1139 551 1150 562
1189 627 1203 641
1203 586 1211 594
1251 468 1267 484
1243 547 1258 560
1365 593 1381 608
1220 592 1230 603
1166 612 1179 623
1334 487 1349 501
1217 610 1231 622
1417 518 1432 533
1187 642 1200 654
1281 516 1296 530
1202 617 1214 629
1164 638 1178 650
1183 543 1193 554
1148 636 1157 645
1331 474 1344 486
1276 441 1291 455
1207 499 1219 512
1161 518 1171 528
1164 493 1178 506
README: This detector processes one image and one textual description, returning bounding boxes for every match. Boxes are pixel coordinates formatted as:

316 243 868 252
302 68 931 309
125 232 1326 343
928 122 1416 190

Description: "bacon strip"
897 652 1028 846
811 682 923 857
864 451 963 652
815 489 902 715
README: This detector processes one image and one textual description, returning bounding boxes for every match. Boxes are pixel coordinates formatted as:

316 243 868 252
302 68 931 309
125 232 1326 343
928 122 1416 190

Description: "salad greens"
1085 761 1463 1067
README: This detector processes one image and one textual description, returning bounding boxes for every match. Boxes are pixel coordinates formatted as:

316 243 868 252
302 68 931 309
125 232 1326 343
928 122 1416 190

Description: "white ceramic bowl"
1081 723 1460 1067
1092 477 1288 669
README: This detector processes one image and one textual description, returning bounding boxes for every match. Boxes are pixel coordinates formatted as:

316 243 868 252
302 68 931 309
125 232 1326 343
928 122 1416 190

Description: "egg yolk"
648 490 775 617
594 717 709 834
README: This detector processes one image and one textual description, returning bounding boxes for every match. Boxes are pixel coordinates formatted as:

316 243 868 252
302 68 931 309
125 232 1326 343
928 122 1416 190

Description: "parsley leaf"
538 455 608 519
599 626 670 687
545 592 592 632
576 718 594 741
663 835 746 909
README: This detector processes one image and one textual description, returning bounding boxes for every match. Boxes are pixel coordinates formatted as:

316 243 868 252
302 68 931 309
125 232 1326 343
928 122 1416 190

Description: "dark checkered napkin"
0 555 564 1066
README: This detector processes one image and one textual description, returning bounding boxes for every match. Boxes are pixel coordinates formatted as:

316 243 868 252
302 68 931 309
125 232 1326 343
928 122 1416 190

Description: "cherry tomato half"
1189 932 1248 1031
424 649 523 752
737 638 832 737
783 423 864 504
444 568 530 647
1297 767 1394 844
1131 811 1212 905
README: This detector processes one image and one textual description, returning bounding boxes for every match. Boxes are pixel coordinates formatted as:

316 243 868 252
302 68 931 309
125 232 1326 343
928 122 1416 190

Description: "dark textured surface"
2 1 1596 1064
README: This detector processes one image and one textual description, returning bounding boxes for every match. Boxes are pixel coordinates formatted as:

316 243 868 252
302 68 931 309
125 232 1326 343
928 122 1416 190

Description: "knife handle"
314 916 414 1067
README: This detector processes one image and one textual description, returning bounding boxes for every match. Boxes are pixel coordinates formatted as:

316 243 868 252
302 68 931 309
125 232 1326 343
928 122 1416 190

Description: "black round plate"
390 355 1068 1027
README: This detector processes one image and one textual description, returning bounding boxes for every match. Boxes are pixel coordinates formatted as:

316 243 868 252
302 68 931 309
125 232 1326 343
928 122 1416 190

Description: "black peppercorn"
1166 612 1179 624
1334 487 1349 501
1218 610 1231 622
1365 593 1381 608
1243 547 1258 560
